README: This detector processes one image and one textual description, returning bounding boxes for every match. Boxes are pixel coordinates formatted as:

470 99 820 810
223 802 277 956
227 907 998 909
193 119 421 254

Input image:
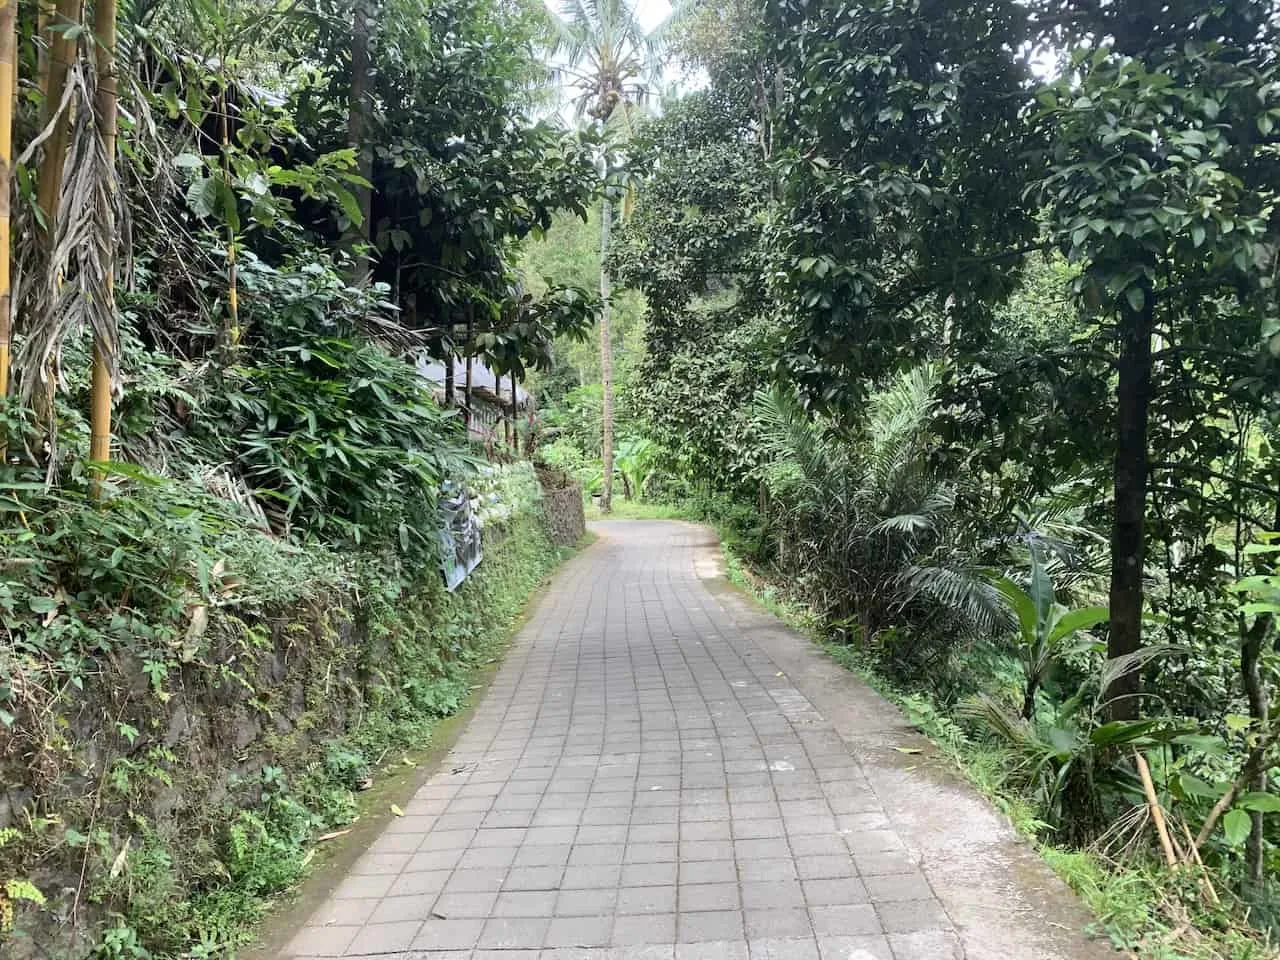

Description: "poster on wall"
439 481 483 592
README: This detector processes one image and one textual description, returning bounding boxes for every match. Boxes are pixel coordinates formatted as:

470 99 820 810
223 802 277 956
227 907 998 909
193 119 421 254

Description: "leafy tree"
1032 15 1280 719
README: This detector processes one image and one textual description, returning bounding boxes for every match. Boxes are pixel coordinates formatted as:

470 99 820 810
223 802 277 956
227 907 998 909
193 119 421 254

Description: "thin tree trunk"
1106 283 1154 721
347 0 372 282
1241 613 1270 885
444 342 454 405
217 74 238 344
464 307 473 432
511 373 518 454
599 196 614 514
0 0 14 428
90 0 117 474
37 0 52 87
504 373 512 448
1240 497 1278 887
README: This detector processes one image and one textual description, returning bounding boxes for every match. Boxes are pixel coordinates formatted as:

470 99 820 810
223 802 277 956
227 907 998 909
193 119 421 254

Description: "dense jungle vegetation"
529 0 1280 956
4 0 1280 955
0 0 597 953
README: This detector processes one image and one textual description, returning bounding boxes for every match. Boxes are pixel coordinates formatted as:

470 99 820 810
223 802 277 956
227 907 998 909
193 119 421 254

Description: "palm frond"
15 62 127 413
903 564 1015 635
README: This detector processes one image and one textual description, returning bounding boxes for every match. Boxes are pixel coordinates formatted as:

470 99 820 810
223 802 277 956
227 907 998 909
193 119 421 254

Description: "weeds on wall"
1 457 569 958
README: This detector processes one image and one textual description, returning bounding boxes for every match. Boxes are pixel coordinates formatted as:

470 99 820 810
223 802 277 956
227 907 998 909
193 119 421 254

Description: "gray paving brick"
545 915 613 948
613 913 677 946
617 885 677 915
748 938 819 960
679 910 743 943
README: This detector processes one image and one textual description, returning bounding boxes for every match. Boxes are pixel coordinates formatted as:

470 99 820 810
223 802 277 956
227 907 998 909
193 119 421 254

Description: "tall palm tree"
548 0 667 513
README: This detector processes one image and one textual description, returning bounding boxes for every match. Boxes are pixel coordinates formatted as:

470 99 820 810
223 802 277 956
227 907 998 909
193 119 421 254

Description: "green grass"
585 498 696 521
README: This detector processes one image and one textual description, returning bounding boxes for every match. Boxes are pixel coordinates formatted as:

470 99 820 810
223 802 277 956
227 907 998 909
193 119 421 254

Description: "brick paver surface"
280 522 1007 959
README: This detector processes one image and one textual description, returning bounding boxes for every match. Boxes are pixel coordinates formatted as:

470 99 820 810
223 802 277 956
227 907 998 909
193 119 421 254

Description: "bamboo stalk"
0 0 15 416
36 0 80 239
89 0 117 472
37 0 53 89
1134 751 1178 868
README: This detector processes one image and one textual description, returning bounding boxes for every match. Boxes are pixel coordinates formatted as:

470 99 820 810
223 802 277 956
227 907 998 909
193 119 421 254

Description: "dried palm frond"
14 61 129 412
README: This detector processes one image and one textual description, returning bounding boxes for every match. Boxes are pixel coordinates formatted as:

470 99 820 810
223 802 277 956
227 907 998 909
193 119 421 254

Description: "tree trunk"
599 196 614 514
0 0 14 419
90 0 117 475
347 0 373 282
1106 283 1154 721
463 307 473 432
1240 496 1277 888
504 373 512 447
1240 613 1270 886
443 344 454 405
510 373 518 453
1022 681 1038 722
218 78 238 344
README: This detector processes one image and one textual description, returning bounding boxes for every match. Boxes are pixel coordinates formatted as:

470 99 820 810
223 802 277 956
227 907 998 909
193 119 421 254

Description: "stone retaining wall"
540 479 585 546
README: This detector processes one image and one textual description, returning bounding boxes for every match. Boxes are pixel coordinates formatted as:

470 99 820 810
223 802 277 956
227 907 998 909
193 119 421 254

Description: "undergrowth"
716 536 1277 960
1 465 576 959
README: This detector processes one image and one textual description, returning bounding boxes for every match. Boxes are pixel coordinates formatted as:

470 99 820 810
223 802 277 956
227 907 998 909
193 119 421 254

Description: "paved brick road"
281 521 1113 960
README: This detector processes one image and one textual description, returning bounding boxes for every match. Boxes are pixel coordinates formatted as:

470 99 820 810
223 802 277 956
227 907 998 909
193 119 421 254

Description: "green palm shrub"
751 365 1007 674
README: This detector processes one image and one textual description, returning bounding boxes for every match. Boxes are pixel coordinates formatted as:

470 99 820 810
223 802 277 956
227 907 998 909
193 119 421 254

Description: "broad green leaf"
1173 734 1228 757
1047 606 1109 644
1175 773 1221 800
1225 714 1254 733
1238 792 1280 813
990 575 1037 641
1223 808 1251 845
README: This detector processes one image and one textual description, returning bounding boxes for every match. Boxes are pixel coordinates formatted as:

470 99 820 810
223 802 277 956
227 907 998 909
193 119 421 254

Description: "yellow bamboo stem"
1135 752 1178 868
36 0 80 240
37 0 53 89
89 0 116 472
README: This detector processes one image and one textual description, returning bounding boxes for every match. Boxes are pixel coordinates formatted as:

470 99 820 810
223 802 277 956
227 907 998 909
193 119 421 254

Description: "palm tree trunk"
0 0 15 422
90 0 117 472
599 196 614 514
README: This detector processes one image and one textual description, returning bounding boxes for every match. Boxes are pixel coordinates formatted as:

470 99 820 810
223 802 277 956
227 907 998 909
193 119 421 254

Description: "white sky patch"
540 0 672 34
